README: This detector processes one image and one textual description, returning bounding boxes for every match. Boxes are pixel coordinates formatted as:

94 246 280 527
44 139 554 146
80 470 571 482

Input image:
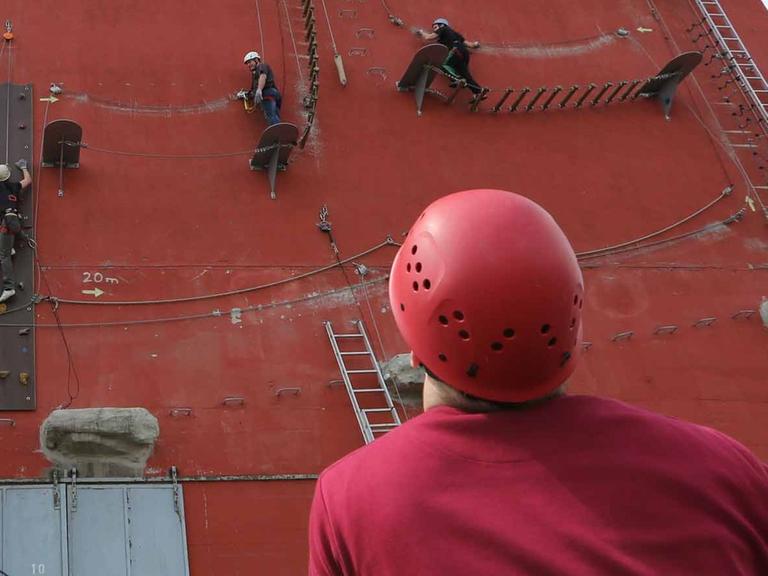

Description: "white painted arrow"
81 287 104 298
39 96 59 103
637 27 653 33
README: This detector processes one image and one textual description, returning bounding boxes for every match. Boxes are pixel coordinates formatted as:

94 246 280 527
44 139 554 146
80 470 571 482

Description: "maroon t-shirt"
309 395 768 575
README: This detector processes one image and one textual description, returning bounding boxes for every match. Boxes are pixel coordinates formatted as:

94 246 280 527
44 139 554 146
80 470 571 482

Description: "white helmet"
0 165 10 182
433 18 450 27
243 51 261 64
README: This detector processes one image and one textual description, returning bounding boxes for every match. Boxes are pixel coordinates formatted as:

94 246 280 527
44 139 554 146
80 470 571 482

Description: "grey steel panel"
0 83 36 411
0 486 68 576
127 486 190 576
67 487 129 576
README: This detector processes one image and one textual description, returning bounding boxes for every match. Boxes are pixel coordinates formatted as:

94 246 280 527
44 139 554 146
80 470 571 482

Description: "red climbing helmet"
389 189 584 403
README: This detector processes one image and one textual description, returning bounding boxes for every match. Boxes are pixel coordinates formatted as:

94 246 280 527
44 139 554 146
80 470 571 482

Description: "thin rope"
5 277 389 329
83 144 252 160
319 0 339 54
280 0 305 85
578 211 743 261
255 0 265 58
50 237 397 306
4 40 11 164
575 186 731 257
358 274 412 421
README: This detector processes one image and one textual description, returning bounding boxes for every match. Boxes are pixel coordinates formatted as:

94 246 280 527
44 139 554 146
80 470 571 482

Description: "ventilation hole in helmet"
423 279 431 290
560 351 572 367
548 337 557 347
400 303 405 312
466 363 479 378
491 342 503 352
415 262 422 273
411 245 418 255
541 324 551 334
570 318 576 329
458 329 470 340
438 353 448 362
412 281 419 292
438 315 449 325
406 263 412 272
453 310 465 321
503 328 515 339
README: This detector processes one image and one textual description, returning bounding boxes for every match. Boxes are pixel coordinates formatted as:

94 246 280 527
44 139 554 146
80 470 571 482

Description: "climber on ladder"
416 18 488 102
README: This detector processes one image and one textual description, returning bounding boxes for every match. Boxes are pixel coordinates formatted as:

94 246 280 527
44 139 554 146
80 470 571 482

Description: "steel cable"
49 237 398 306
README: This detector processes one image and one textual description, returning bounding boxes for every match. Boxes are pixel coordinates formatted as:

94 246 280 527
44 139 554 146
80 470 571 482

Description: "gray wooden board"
396 44 449 89
42 119 83 167
638 51 703 96
250 122 299 168
0 83 36 411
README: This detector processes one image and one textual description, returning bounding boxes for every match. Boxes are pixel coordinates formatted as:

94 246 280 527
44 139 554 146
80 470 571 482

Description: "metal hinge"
52 469 60 510
170 466 180 516
69 467 78 512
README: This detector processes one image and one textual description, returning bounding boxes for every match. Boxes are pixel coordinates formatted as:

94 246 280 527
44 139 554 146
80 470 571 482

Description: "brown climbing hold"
19 372 29 386
0 371 10 379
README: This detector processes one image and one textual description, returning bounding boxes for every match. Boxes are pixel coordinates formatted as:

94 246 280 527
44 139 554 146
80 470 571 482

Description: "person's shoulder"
318 412 433 484
574 395 766 474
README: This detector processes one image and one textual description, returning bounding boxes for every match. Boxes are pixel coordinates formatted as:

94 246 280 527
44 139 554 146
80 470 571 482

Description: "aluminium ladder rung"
326 320 402 444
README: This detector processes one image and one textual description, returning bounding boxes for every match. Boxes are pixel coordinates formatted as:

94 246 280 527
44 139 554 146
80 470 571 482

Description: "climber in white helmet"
239 51 282 125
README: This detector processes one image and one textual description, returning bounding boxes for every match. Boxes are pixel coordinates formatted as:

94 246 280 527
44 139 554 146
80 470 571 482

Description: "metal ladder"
325 320 402 444
695 0 768 124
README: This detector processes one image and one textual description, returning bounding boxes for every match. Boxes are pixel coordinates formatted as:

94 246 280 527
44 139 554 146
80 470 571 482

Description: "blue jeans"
261 87 282 125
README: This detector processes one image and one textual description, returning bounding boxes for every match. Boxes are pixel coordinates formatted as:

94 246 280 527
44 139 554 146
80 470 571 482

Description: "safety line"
575 186 732 257
82 144 252 160
3 39 11 164
280 0 305 86
577 210 743 261
2 276 389 329
255 0 265 58
50 237 398 306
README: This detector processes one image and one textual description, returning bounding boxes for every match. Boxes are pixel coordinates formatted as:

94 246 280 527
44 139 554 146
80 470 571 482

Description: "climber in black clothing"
417 18 487 98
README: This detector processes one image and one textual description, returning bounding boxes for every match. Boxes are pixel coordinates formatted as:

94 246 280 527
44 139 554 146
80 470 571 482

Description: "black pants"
0 212 21 290
446 49 482 94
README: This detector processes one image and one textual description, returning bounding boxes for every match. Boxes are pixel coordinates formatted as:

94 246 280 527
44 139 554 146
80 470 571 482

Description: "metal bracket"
653 325 679 335
731 309 755 320
222 396 246 406
612 331 634 342
348 47 367 56
355 28 375 39
169 407 193 417
275 387 301 397
693 317 717 328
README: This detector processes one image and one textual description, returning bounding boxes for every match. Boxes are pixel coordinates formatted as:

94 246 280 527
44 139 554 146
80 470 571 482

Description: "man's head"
389 189 584 404
432 18 450 32
0 164 10 182
243 51 261 71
